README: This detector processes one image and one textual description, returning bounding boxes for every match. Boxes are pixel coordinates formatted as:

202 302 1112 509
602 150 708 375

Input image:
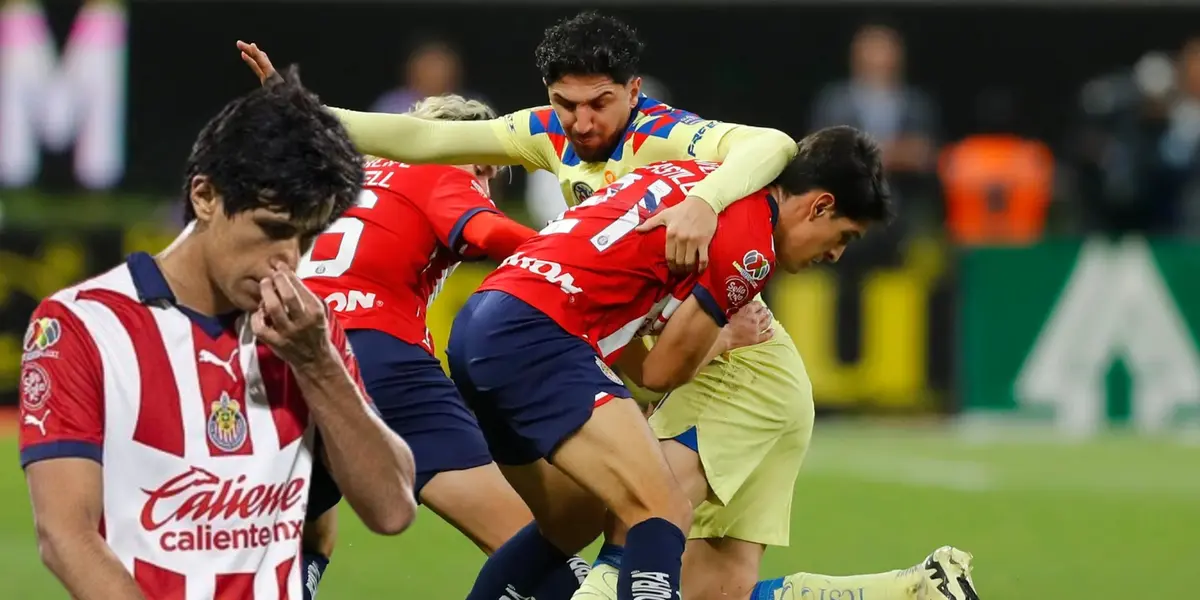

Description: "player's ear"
189 175 221 224
809 192 835 221
626 76 643 105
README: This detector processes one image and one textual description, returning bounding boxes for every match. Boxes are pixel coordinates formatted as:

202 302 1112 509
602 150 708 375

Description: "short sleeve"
18 299 105 468
423 169 499 256
492 107 565 173
692 204 776 326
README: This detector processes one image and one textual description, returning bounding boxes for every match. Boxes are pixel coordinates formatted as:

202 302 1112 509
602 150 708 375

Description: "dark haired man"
446 129 890 600
17 68 417 600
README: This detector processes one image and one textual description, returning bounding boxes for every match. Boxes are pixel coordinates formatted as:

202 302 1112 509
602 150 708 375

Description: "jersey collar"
766 194 780 229
127 251 237 338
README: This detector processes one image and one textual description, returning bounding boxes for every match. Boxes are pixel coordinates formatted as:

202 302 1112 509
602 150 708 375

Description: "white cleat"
918 546 980 600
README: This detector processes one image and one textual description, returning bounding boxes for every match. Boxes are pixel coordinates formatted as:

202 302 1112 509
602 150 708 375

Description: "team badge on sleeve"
20 362 52 411
734 250 771 282
207 392 249 452
572 181 595 203
724 276 750 306
22 317 61 362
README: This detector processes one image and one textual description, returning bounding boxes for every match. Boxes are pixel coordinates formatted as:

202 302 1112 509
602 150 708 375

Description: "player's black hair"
181 65 362 226
773 126 893 224
535 11 644 84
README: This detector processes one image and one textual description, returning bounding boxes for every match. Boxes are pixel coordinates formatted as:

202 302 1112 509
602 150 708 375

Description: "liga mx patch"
595 356 624 386
734 249 771 282
208 392 249 452
22 317 61 362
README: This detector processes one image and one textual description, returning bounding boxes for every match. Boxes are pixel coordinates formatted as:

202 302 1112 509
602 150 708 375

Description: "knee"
616 484 693 536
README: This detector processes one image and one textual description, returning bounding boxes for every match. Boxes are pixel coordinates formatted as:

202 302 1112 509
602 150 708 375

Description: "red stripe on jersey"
257 345 308 449
215 572 255 600
193 323 255 457
276 556 295 600
78 289 185 458
134 558 186 600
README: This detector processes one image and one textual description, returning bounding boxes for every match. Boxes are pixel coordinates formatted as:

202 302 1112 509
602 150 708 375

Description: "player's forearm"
328 108 518 166
700 330 733 365
462 212 537 262
294 353 417 535
38 530 145 600
688 126 797 213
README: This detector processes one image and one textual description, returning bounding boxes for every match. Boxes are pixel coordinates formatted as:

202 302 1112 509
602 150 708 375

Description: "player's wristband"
302 552 330 600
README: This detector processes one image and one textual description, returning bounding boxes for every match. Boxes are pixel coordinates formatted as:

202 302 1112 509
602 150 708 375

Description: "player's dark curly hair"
773 126 893 224
535 11 644 84
181 65 362 226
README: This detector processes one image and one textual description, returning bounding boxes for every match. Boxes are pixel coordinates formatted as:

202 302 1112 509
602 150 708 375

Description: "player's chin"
232 279 264 313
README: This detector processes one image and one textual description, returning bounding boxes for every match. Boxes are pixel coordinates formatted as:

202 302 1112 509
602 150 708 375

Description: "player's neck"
156 234 237 317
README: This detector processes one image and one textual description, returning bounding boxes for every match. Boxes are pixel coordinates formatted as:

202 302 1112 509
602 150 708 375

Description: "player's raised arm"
20 302 147 600
236 41 554 171
637 122 798 271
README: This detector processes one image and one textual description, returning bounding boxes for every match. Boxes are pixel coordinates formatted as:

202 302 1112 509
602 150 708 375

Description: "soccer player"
297 94 594 600
447 139 888 600
17 69 417 600
237 12 976 600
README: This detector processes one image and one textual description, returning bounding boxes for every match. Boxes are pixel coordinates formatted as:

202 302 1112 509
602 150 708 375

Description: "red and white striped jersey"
18 252 364 600
479 159 779 363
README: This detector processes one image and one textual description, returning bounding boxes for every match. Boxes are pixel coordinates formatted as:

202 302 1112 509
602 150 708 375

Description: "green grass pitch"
1 420 1193 598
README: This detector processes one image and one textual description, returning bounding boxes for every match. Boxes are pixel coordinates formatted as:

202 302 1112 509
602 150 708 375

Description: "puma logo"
198 348 239 381
23 410 50 436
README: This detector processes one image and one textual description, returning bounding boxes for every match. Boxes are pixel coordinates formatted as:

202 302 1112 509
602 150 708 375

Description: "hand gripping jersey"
300 159 498 353
17 253 367 600
479 160 780 363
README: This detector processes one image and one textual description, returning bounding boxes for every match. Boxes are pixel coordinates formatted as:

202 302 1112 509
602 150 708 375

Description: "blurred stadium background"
2 0 1199 597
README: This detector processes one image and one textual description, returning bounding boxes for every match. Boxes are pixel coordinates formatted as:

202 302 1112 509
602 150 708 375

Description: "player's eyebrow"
552 90 614 105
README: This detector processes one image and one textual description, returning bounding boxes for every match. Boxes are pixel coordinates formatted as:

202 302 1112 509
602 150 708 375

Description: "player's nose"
826 246 846 263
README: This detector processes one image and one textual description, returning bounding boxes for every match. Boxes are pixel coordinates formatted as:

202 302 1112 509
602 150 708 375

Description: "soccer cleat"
918 546 980 600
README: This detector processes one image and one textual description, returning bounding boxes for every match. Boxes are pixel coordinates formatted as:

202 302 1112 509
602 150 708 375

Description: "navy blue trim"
20 440 103 468
766 193 780 229
447 206 498 257
127 252 175 303
691 285 728 327
126 252 236 338
672 427 699 453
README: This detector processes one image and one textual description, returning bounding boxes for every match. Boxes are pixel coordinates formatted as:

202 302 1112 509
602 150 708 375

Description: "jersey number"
539 173 672 252
297 189 378 279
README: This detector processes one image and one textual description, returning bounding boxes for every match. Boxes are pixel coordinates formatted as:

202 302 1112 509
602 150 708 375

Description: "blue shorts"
347 329 492 499
446 291 631 466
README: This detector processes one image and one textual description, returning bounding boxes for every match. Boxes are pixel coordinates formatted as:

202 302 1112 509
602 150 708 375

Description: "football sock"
301 552 329 600
619 518 685 600
751 566 924 600
570 544 623 600
465 522 576 600
533 555 591 599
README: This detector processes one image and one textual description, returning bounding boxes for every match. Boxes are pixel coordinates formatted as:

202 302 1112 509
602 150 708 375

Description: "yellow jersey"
330 95 796 214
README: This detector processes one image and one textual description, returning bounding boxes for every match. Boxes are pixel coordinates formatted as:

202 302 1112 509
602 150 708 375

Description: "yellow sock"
778 565 924 600
571 562 619 600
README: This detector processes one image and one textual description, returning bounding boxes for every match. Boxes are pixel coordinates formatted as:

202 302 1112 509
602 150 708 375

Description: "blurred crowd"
364 24 1200 246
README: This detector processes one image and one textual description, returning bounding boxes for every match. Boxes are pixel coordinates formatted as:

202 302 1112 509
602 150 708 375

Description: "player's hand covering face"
635 195 718 272
253 262 334 367
237 40 281 87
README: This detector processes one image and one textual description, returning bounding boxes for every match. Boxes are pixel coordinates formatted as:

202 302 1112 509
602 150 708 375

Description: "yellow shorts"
648 326 813 547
